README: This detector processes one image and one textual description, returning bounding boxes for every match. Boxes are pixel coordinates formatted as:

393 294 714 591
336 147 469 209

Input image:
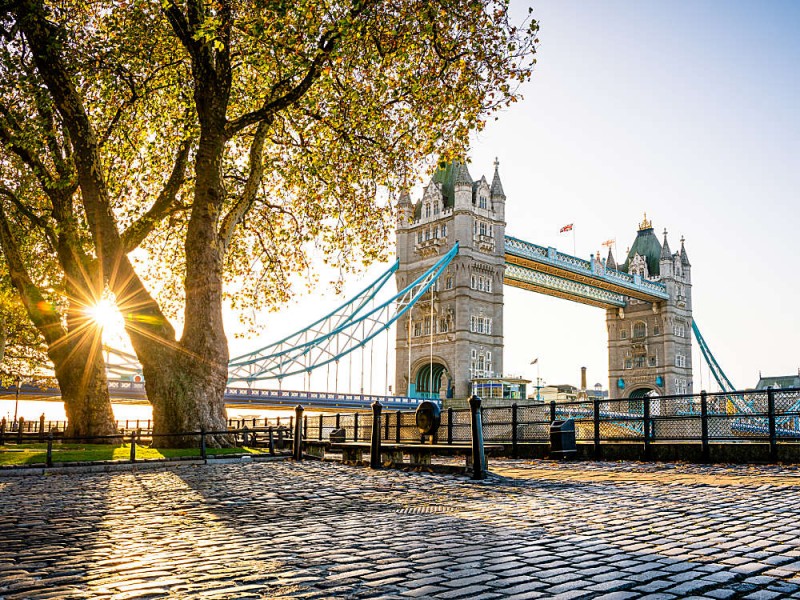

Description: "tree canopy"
0 0 538 443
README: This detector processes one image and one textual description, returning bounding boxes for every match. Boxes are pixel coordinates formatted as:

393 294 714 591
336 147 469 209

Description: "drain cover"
397 504 456 515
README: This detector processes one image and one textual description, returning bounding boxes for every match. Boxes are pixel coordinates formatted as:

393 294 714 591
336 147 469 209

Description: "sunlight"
87 298 117 330
85 297 126 345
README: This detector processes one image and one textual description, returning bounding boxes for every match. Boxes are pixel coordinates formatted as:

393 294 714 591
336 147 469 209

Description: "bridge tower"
395 160 506 400
606 215 694 398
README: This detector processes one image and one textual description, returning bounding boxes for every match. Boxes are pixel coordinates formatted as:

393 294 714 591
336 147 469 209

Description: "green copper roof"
431 160 472 208
621 227 662 276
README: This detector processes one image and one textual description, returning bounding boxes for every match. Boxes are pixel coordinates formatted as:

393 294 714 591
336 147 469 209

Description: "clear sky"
226 0 800 394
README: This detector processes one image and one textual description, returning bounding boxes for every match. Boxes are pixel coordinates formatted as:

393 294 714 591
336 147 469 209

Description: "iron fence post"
46 433 53 468
319 414 323 441
335 413 341 430
200 429 207 460
370 401 383 469
293 405 304 460
39 414 45 442
17 417 24 444
303 415 308 440
384 412 390 441
447 407 454 444
354 412 360 442
550 401 556 424
643 396 651 460
130 431 136 463
0 417 5 445
469 395 486 480
395 410 401 443
511 403 518 459
268 427 275 455
593 399 601 459
700 390 709 463
767 386 777 462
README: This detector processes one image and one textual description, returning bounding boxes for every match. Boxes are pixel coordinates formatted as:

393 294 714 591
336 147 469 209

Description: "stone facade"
606 217 694 398
395 160 506 399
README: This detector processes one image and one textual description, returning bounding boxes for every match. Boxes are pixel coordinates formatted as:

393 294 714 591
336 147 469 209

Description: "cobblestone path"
3 458 800 599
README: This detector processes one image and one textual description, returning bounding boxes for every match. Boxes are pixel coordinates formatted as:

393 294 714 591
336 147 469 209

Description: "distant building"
537 384 579 403
755 371 800 390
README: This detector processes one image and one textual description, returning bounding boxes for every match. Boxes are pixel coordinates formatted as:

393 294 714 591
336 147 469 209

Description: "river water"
0 396 309 424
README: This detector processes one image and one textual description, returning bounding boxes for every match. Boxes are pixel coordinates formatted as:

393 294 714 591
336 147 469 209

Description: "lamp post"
530 358 542 402
13 375 21 427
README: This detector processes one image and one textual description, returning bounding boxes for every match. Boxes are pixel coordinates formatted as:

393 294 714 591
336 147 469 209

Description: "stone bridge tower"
606 215 694 398
395 160 506 399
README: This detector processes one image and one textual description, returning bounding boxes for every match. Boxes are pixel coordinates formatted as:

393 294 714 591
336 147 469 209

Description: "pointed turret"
606 248 617 270
680 236 691 266
660 228 672 260
454 160 473 187
452 159 474 210
490 157 505 198
396 188 413 229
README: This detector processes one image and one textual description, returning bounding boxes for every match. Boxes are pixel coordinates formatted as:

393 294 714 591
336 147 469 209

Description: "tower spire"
660 228 672 260
490 157 505 198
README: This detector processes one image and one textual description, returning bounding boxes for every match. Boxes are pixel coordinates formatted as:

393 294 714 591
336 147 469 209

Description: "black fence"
299 387 800 451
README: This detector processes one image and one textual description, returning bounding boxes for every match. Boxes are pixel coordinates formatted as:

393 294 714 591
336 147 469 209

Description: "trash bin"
550 419 577 456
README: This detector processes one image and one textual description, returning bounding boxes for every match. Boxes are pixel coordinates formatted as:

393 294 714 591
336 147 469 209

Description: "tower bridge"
73 158 702 410
395 160 694 401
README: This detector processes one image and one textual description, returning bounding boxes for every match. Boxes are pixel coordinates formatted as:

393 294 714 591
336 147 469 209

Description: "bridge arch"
412 358 451 399
627 386 660 399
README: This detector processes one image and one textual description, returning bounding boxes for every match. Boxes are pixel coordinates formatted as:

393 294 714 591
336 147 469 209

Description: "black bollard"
39 414 46 442
268 427 275 455
469 395 486 480
370 401 383 469
129 431 137 462
293 405 304 460
17 417 24 444
46 434 53 468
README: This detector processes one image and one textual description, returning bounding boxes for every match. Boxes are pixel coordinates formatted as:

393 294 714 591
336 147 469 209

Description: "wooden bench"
328 441 503 469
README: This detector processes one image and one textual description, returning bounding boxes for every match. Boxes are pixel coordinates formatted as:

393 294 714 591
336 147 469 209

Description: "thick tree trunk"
0 207 118 441
135 128 231 448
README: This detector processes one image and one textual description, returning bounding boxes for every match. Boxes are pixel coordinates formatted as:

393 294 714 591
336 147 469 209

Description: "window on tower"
633 321 646 339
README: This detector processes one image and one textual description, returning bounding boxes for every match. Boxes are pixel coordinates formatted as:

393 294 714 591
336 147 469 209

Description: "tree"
0 3 192 437
4 0 537 445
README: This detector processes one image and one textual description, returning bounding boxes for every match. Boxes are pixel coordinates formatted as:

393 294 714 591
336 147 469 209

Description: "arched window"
424 203 431 218
633 321 646 339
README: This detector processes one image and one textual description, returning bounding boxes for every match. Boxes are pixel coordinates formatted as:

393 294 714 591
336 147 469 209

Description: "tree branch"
218 119 269 250
0 187 57 250
0 202 66 346
121 136 193 253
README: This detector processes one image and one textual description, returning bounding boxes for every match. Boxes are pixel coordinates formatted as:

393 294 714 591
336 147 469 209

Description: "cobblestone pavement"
3 458 800 599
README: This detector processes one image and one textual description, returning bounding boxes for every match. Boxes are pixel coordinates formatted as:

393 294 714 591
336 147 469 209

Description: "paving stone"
2 459 800 599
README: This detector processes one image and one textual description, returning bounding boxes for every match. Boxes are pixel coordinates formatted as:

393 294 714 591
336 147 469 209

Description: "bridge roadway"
504 235 669 308
1 381 423 411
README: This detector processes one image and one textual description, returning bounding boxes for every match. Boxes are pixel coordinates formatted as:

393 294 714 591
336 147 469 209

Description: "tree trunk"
132 128 231 448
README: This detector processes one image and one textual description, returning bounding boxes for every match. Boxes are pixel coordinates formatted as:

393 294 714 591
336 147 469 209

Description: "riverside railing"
0 426 295 469
296 387 800 455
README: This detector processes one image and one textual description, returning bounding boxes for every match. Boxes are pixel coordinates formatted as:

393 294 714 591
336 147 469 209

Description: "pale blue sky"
230 1 800 394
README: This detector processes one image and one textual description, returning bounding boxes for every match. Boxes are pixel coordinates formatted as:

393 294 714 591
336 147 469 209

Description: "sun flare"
86 298 126 343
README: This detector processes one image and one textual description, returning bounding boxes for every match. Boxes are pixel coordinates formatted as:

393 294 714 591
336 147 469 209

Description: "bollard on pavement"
293 405 304 460
469 395 486 480
370 401 383 469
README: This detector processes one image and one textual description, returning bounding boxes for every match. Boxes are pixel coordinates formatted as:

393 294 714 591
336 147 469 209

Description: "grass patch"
0 443 271 466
